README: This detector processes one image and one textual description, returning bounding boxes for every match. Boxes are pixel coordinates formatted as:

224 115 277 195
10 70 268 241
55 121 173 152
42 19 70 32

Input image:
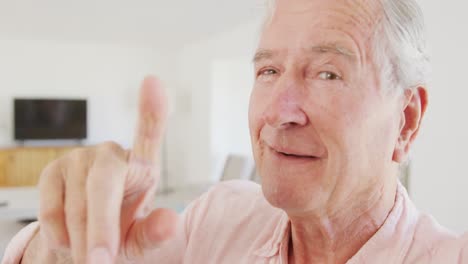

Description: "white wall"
210 58 254 180
173 19 261 185
410 0 468 234
0 39 177 149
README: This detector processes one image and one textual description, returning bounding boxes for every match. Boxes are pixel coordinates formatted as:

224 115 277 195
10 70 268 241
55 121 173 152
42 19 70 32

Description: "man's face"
249 0 405 214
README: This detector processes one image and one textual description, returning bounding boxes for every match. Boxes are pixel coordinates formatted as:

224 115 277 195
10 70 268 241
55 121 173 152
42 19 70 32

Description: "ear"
392 86 428 163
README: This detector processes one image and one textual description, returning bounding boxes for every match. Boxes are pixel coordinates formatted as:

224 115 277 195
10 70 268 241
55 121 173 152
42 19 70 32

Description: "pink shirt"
3 180 468 263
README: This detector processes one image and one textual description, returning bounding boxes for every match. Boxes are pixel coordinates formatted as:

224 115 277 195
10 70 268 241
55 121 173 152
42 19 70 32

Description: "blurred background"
0 0 467 258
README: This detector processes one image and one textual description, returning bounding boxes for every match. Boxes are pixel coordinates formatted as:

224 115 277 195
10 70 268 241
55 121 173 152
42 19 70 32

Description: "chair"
220 154 255 182
250 166 261 184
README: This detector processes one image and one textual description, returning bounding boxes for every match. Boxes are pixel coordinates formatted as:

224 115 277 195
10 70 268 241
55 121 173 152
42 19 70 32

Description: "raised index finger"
131 75 168 164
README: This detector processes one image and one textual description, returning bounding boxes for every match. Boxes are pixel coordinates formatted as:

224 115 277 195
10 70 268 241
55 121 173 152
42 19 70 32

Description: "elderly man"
3 0 468 263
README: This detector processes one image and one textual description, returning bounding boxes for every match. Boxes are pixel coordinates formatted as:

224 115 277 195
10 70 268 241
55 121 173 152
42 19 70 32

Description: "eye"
318 71 342 81
258 68 278 77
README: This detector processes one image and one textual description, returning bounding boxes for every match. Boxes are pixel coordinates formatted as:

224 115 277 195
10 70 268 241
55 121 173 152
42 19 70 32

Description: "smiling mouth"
274 150 318 159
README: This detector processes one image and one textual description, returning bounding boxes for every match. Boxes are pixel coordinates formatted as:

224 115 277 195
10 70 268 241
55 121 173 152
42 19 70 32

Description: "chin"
260 171 328 213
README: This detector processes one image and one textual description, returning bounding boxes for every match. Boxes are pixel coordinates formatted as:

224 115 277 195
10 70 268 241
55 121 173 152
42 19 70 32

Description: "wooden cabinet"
0 147 77 187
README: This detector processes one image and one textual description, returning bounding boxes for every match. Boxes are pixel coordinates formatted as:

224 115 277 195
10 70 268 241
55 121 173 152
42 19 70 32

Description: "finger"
64 159 89 264
86 154 128 263
38 161 69 249
124 208 178 257
131 75 168 165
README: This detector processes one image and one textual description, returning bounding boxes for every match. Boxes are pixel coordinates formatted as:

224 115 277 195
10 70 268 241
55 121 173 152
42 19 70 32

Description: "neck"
287 179 398 264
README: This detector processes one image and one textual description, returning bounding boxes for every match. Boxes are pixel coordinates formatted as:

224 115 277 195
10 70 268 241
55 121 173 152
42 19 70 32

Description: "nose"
262 82 308 129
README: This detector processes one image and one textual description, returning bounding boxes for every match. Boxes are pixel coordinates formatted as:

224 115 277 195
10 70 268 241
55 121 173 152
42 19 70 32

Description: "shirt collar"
348 182 420 263
253 211 290 257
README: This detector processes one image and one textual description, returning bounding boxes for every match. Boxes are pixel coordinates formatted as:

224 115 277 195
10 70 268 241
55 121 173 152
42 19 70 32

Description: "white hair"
263 0 430 93
375 0 429 93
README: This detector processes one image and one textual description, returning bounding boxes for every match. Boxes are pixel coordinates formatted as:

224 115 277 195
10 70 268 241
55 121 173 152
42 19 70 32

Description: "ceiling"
0 0 263 48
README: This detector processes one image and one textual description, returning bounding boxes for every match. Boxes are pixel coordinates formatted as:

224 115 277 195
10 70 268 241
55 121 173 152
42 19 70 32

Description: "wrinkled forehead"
273 0 382 26
262 0 384 45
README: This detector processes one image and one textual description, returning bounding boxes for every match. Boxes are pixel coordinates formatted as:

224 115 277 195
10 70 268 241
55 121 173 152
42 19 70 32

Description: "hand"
37 76 178 263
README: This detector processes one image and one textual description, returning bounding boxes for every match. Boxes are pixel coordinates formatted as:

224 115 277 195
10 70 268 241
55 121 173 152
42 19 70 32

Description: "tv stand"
0 146 77 187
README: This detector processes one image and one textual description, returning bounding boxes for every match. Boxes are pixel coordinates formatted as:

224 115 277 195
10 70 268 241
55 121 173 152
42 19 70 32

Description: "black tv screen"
14 99 87 140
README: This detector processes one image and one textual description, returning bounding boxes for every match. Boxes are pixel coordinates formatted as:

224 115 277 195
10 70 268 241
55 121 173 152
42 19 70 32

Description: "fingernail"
88 248 112 264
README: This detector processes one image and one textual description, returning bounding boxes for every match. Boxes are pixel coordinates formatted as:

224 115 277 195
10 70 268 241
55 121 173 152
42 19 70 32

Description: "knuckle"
39 160 61 184
39 222 69 250
95 153 124 168
55 237 69 249
65 204 87 227
39 206 64 224
98 141 124 154
67 147 91 161
95 141 127 163
44 229 69 249
93 145 128 169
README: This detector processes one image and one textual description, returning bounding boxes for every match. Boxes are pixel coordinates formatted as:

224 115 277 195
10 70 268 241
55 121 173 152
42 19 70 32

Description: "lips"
267 144 319 159
276 151 317 159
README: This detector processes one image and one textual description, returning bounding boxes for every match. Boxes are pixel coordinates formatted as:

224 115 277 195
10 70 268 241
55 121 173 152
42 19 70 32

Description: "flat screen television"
14 99 87 140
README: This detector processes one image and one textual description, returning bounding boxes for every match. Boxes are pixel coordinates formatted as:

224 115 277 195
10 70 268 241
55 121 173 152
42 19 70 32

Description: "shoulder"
181 180 284 244
184 180 281 226
204 179 262 198
206 179 265 203
405 213 468 263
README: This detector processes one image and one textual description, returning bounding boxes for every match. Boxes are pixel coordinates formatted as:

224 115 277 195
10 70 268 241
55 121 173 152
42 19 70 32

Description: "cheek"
305 93 356 147
332 96 399 165
366 109 401 160
248 86 269 134
248 89 265 151
305 90 381 162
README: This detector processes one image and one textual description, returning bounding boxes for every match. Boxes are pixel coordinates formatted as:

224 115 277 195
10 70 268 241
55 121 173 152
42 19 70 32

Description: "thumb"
125 208 179 256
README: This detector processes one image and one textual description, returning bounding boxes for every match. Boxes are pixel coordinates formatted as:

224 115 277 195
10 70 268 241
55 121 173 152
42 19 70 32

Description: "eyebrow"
310 44 356 59
252 50 274 64
252 43 356 64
